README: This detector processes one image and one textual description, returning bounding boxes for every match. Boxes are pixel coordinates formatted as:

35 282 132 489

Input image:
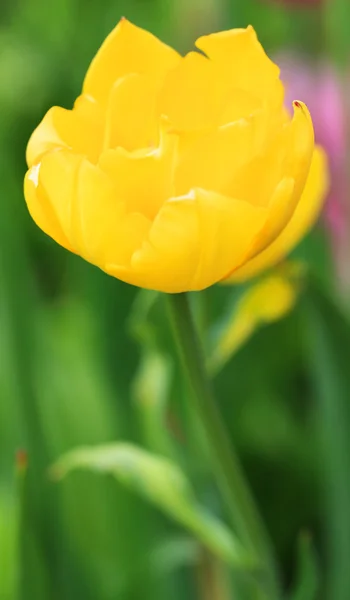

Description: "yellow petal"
25 149 151 267
31 150 83 249
99 125 178 220
190 189 267 290
106 193 200 292
158 53 259 131
106 189 266 293
195 26 283 107
222 101 314 278
247 177 296 249
174 119 255 196
26 95 104 168
158 51 224 131
282 101 314 201
83 18 180 107
225 145 328 283
24 163 74 252
65 158 151 265
220 89 262 125
228 101 313 208
103 74 161 151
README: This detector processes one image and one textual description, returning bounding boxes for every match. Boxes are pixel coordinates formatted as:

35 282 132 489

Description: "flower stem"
167 292 280 599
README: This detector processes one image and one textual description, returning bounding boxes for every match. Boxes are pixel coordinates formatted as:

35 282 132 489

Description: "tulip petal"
225 146 328 283
26 95 104 168
67 158 151 265
25 151 90 253
195 26 283 106
24 149 151 267
217 100 313 280
175 119 255 196
24 163 74 251
242 101 314 262
158 51 223 131
190 189 267 289
159 50 262 131
103 73 160 151
227 101 313 208
106 194 200 291
107 189 266 293
99 126 178 220
281 101 314 200
220 89 263 126
83 18 180 107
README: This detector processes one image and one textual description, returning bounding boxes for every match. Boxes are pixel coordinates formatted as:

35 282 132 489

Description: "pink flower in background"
277 53 348 255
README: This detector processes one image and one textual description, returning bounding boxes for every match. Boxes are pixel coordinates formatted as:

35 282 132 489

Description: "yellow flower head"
24 19 328 292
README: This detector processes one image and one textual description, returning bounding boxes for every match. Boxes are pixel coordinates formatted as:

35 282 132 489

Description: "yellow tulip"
24 19 328 293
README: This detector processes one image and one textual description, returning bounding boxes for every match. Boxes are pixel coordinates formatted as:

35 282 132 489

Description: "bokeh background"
1 0 350 599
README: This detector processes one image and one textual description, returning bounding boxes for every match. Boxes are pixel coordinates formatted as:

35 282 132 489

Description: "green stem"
167 292 279 599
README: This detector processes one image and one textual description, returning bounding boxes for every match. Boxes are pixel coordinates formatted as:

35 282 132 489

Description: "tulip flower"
24 21 329 596
24 19 327 292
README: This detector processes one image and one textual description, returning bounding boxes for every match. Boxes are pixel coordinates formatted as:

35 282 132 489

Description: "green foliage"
290 533 319 600
0 0 348 599
302 280 350 600
52 443 251 568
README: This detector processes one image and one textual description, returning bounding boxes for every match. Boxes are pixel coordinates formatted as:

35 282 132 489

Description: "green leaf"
51 443 253 569
289 533 319 600
0 489 18 597
303 278 350 600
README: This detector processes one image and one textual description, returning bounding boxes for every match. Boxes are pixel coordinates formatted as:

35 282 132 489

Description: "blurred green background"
1 0 350 599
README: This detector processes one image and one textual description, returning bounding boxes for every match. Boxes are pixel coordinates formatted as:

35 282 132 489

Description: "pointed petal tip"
246 24 256 35
292 100 309 114
292 100 312 126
